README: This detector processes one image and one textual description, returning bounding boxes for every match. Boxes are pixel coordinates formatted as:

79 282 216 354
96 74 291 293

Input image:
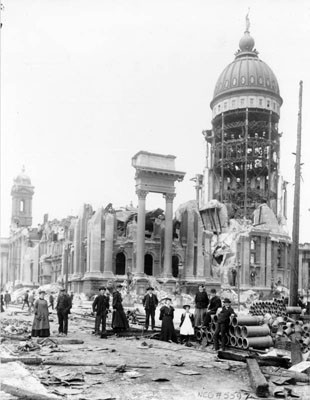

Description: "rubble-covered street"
1 297 310 400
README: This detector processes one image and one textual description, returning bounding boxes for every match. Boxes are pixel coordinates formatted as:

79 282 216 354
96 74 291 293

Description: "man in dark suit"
56 287 72 336
92 286 110 338
203 288 222 328
143 286 158 331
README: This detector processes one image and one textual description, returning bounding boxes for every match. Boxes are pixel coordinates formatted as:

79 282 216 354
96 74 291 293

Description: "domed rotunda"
204 17 284 219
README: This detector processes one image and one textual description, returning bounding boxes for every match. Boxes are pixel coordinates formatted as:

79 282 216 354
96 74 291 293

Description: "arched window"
20 200 25 212
144 254 153 276
115 252 126 275
172 255 179 278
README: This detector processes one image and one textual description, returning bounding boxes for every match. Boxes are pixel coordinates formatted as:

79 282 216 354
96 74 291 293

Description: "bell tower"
11 166 34 228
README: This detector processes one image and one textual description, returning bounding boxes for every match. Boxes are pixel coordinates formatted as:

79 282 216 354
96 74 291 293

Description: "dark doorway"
115 252 126 275
172 255 179 278
144 254 153 276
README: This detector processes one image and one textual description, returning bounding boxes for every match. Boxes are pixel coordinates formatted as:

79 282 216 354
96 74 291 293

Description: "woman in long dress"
112 285 129 332
180 304 194 344
32 290 50 337
159 298 177 343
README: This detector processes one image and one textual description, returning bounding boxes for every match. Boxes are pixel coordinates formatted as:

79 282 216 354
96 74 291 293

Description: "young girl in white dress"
180 304 194 344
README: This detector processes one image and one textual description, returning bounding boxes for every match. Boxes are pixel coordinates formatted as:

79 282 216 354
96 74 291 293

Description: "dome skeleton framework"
205 16 285 220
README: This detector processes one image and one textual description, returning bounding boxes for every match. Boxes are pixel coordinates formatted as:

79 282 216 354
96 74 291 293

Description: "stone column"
283 243 288 287
163 193 175 278
203 231 212 278
87 209 103 276
185 209 194 278
260 236 266 286
103 212 115 278
266 237 272 286
196 217 205 278
136 190 148 276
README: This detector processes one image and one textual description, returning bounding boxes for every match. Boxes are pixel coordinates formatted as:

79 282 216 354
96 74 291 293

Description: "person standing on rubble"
92 286 110 338
213 298 236 352
203 288 222 329
159 297 177 343
56 287 72 336
28 290 36 312
142 286 159 331
22 290 30 310
112 284 129 332
49 293 54 310
4 290 11 309
31 290 50 337
194 285 209 327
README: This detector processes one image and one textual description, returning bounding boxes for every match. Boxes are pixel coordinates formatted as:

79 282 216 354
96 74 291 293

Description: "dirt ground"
0 302 308 400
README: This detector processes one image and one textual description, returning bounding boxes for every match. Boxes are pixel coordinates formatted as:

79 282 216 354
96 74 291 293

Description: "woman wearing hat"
112 284 129 332
180 305 194 344
31 290 50 337
159 298 177 343
213 298 236 352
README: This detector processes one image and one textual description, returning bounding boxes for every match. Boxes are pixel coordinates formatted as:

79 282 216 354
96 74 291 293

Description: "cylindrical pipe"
286 306 302 314
242 336 273 349
231 316 263 327
237 337 243 348
242 324 270 338
213 315 218 323
230 336 238 347
235 326 243 337
303 324 310 332
229 325 235 335
211 322 216 332
195 329 203 341
207 332 213 343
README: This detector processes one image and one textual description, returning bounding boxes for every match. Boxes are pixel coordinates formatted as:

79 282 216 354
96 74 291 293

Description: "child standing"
180 304 194 344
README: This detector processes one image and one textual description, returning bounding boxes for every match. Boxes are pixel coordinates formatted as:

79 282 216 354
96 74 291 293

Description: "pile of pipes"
249 298 302 317
272 317 310 353
196 315 274 350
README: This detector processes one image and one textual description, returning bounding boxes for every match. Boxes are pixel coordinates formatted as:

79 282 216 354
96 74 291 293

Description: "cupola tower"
204 16 283 218
11 166 34 228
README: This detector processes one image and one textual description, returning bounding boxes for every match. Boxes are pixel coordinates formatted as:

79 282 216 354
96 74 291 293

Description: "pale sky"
1 0 310 242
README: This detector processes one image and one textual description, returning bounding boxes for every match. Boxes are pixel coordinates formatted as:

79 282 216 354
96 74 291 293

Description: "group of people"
145 284 236 351
30 287 72 338
92 284 129 338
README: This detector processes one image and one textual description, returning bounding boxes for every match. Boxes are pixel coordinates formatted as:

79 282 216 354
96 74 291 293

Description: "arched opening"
115 252 126 275
144 254 153 276
172 255 179 278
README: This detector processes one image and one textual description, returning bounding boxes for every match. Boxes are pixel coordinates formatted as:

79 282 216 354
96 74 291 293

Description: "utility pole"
289 81 303 306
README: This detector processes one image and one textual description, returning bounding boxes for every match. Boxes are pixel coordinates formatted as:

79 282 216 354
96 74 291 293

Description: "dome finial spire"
245 8 250 32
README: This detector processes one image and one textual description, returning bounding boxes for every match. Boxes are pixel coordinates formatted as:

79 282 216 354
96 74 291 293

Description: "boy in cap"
92 286 110 337
213 298 236 351
142 286 158 331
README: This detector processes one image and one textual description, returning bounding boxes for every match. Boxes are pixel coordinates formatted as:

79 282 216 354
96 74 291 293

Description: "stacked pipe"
249 299 302 317
196 314 274 350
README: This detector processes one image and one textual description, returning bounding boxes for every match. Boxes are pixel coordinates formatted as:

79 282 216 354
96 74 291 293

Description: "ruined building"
1 22 310 296
200 20 292 290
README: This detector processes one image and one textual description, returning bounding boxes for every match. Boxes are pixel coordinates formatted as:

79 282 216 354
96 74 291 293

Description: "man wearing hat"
56 287 72 336
213 298 236 351
142 286 159 331
92 286 110 337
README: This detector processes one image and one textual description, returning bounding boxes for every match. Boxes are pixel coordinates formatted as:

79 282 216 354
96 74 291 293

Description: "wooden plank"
246 358 269 398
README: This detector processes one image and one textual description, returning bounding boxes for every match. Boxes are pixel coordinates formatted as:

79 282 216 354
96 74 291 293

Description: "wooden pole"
289 81 303 306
